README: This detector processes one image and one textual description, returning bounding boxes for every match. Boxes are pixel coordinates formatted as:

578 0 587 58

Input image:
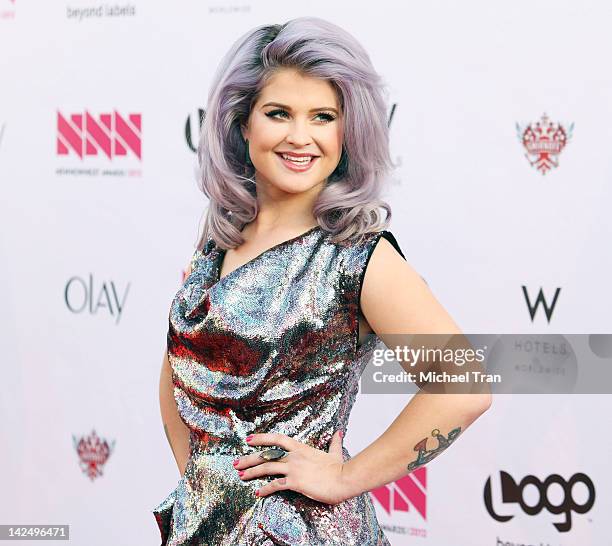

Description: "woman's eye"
316 113 336 123
265 110 336 123
266 109 290 120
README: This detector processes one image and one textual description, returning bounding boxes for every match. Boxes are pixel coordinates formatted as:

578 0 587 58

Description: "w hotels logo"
57 111 142 160
516 113 574 175
522 285 561 323
370 467 427 520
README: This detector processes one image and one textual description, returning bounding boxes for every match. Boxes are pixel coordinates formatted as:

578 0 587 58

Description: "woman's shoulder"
333 229 406 269
370 230 405 260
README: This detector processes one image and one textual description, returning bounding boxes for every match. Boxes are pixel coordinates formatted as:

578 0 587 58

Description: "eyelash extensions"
265 109 336 123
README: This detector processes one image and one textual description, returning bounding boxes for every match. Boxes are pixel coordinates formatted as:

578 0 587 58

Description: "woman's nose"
284 120 313 146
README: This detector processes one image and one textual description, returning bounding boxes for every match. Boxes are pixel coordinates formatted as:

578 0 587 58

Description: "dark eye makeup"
265 109 336 123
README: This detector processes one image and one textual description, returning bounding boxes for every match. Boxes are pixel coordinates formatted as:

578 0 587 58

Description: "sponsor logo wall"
1 2 609 545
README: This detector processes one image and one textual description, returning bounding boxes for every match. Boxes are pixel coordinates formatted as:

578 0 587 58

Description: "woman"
154 16 491 545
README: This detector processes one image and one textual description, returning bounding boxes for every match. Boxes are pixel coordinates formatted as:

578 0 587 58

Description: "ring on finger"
258 447 288 461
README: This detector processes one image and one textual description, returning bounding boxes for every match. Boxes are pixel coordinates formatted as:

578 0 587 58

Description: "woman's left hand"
233 431 351 505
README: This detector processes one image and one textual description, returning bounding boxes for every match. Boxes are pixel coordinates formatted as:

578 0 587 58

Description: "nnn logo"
370 467 426 520
57 111 142 160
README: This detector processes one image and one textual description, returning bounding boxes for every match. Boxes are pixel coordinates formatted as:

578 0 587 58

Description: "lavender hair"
195 16 397 250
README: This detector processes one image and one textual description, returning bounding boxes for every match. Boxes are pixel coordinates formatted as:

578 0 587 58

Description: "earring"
245 139 254 168
328 146 348 182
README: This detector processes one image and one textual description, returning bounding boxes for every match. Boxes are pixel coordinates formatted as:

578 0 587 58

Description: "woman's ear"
240 122 249 141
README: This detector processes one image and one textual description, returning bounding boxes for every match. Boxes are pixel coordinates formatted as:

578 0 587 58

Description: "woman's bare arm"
340 237 492 499
159 260 195 475
159 348 191 476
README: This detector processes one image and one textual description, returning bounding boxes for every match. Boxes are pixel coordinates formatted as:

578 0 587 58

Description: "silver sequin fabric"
153 226 404 545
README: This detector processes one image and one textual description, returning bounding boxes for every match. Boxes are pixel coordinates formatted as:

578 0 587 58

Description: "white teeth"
281 153 313 163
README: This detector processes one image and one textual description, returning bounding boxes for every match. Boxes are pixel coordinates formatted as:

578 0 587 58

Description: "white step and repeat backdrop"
1 1 610 545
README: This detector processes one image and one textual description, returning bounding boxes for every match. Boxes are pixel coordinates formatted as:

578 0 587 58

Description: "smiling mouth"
275 152 319 164
275 152 320 172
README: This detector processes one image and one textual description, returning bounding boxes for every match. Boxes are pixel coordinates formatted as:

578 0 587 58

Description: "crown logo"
72 428 116 481
516 113 574 175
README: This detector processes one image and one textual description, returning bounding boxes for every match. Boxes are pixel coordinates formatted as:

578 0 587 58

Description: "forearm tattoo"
407 426 461 471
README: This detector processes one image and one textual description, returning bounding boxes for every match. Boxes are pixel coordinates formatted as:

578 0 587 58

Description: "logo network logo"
185 108 205 153
57 110 142 160
522 286 561 323
371 467 427 520
73 429 115 481
484 470 595 532
516 113 574 175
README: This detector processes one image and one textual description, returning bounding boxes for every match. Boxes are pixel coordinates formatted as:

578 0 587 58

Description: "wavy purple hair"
195 16 396 250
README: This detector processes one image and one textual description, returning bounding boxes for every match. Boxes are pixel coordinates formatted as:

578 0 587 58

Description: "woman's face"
241 68 344 195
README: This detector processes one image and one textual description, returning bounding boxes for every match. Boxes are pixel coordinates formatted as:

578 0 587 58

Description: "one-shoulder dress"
153 226 406 545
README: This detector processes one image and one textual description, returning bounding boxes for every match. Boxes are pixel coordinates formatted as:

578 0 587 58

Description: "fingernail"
339 430 344 438
255 490 260 497
238 470 244 477
232 459 239 466
245 435 253 442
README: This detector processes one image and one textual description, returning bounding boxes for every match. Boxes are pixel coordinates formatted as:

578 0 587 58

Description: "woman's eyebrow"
261 102 339 115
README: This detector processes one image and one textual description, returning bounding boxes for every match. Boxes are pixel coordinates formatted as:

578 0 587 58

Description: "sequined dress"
153 226 405 545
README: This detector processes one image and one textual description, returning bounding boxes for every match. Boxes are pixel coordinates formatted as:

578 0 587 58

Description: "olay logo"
64 274 130 324
57 111 142 160
370 467 427 520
